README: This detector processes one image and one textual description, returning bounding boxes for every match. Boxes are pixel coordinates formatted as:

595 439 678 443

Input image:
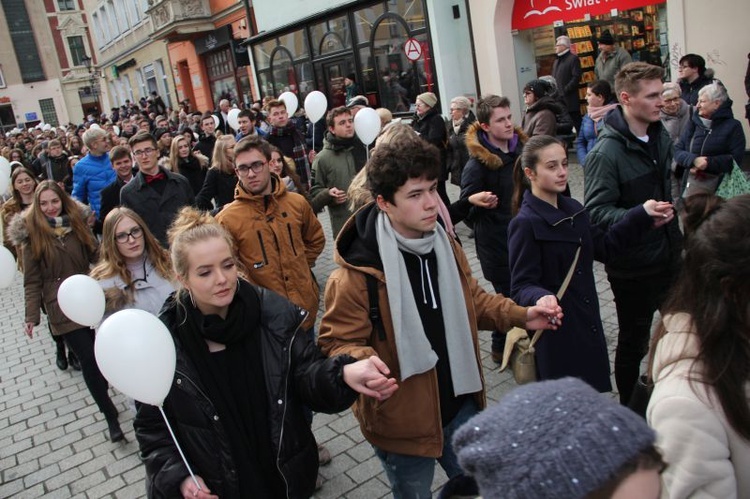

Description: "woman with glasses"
10 181 124 442
195 135 237 215
660 83 693 200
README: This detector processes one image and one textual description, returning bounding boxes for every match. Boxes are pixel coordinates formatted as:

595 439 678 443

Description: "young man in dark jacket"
318 132 561 499
584 62 682 404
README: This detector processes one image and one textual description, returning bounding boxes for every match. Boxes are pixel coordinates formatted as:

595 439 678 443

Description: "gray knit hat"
452 378 656 499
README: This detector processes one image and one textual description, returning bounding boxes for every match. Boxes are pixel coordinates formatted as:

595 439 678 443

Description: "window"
99 7 113 44
58 0 76 11
39 99 59 126
68 36 87 67
126 0 141 24
154 59 171 109
104 2 119 36
91 13 104 47
114 0 129 31
1 0 45 82
122 74 134 101
0 66 5 88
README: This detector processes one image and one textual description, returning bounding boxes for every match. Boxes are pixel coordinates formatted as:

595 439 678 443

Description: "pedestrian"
594 30 633 86
521 79 562 138
509 135 673 391
677 54 714 106
264 99 314 190
412 92 450 206
194 112 217 166
2 167 37 261
134 207 397 498
552 35 583 132
234 109 256 142
575 80 617 167
451 378 666 499
584 62 683 404
71 127 115 221
318 132 561 499
11 181 123 442
446 96 476 186
269 145 305 194
344 73 360 103
167 135 209 197
194 135 237 214
97 145 135 234
647 193 750 499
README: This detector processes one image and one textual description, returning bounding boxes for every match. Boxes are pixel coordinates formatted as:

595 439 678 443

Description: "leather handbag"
682 169 720 198
500 246 581 385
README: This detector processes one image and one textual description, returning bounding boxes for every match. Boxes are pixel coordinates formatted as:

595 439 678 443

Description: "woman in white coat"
647 193 750 499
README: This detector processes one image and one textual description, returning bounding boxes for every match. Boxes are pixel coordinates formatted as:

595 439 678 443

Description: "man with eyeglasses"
120 131 194 246
677 54 714 106
310 107 367 240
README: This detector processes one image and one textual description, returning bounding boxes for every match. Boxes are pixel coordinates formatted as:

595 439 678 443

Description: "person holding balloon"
134 207 398 498
10 180 124 442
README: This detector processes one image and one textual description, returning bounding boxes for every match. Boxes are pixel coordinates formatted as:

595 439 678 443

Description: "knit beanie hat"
452 378 656 499
417 92 438 109
599 30 615 45
523 79 552 99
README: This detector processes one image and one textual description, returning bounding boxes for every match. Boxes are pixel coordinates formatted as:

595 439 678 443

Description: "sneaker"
317 443 332 466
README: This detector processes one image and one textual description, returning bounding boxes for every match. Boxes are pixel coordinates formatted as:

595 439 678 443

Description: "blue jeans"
373 397 479 499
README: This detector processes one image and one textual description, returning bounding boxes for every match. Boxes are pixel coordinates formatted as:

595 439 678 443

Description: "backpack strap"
365 273 386 342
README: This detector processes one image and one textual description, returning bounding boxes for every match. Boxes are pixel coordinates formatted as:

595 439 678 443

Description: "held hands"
180 476 218 499
329 187 348 205
642 200 674 228
526 298 563 331
691 156 708 172
468 191 498 209
343 356 398 401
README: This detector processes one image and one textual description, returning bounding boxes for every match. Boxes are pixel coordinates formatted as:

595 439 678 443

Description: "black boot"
55 342 68 371
68 351 81 371
106 414 125 443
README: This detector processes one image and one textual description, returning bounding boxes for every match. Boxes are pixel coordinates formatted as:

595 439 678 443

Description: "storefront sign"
233 39 250 67
195 25 232 55
0 97 10 104
512 0 665 30
25 112 38 121
404 38 422 61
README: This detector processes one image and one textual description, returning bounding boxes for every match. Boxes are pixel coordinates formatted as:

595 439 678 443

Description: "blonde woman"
195 135 237 214
167 135 209 196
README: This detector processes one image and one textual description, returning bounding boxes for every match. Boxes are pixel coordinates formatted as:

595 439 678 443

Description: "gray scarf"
376 212 482 395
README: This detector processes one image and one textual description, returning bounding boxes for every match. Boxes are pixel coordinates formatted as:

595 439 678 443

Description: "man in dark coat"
584 62 682 404
97 145 135 232
412 92 450 206
677 54 714 106
552 35 583 132
265 98 314 190
194 112 217 167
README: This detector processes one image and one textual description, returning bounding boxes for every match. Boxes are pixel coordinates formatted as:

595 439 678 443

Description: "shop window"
0 105 16 132
353 3 386 44
206 48 238 106
68 36 87 67
389 0 425 31
271 49 296 96
253 39 276 71
310 15 351 56
278 28 309 60
39 98 59 126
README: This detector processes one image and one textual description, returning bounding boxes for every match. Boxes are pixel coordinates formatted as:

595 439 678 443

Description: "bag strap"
365 273 386 342
528 245 581 349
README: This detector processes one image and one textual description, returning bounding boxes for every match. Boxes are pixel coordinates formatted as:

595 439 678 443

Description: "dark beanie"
523 79 551 99
452 378 656 499
599 30 615 45
347 73 356 82
153 128 170 142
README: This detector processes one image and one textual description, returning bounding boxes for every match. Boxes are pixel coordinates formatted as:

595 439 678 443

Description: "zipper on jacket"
286 224 298 256
551 207 586 227
699 129 712 156
275 309 309 499
256 231 268 268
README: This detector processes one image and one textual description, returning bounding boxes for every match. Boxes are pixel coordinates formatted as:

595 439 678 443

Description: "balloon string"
366 144 370 161
158 405 202 491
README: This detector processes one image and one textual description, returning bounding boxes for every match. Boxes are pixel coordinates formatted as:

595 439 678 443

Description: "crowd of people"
1 52 749 499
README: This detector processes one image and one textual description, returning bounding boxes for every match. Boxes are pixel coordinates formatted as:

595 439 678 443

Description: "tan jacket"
318 204 528 457
216 175 325 331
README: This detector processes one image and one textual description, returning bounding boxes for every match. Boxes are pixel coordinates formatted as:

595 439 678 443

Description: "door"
513 29 538 109
320 57 356 109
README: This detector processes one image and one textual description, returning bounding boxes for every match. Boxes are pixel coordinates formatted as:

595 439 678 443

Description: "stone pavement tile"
320 433 357 458
0 478 25 498
340 476 391 499
38 488 72 499
68 469 106 496
22 463 60 488
16 441 51 464
345 440 374 463
345 455 382 484
3 459 39 483
318 452 357 480
10 483 44 498
86 475 126 498
114 482 147 499
43 466 82 491
314 472 357 499
57 448 92 472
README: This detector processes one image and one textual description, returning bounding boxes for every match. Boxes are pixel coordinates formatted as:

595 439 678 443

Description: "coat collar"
465 121 526 170
522 190 586 226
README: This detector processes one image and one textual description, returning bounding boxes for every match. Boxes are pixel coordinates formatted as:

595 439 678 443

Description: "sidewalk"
0 162 622 498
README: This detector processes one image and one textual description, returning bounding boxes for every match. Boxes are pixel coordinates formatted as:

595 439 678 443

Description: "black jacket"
412 108 448 178
194 135 216 165
679 73 713 107
552 51 583 113
135 285 358 499
176 155 208 196
195 168 238 214
447 111 477 186
97 177 129 232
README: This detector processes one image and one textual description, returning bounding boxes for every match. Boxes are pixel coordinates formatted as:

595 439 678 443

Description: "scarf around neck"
268 123 310 188
376 211 482 395
587 102 618 123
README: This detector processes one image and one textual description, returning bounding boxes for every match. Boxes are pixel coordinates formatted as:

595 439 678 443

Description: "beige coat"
648 313 750 499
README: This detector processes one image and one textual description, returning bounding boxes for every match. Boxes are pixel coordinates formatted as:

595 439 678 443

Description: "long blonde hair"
90 207 172 285
210 135 236 175
24 181 97 261
167 135 207 173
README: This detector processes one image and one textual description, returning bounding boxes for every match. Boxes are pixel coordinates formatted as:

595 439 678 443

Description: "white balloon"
113 125 120 136
57 274 105 327
0 156 10 195
0 246 16 288
42 123 52 131
354 107 382 146
304 91 328 123
212 114 220 128
227 108 241 131
90 123 101 130
279 91 299 115
95 309 176 406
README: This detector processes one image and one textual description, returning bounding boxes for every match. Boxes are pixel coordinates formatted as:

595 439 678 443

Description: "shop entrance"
320 57 356 109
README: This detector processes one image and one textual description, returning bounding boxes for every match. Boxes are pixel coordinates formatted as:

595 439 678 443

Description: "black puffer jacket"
134 284 358 499
447 111 477 185
412 108 448 179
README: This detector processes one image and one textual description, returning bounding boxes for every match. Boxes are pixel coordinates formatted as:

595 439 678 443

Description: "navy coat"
508 190 652 392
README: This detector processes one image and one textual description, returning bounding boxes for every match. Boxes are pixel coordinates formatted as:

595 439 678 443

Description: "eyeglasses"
132 147 156 157
236 160 266 175
115 227 143 243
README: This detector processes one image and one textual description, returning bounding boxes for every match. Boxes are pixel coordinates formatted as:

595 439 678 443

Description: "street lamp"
81 54 100 97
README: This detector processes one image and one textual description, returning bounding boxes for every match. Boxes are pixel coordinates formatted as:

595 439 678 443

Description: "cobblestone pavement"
0 160 624 498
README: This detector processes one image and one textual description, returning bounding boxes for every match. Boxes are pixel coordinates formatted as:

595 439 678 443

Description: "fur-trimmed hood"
7 200 93 247
465 121 527 171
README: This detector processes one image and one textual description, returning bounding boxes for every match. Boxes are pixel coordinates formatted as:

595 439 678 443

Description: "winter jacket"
583 106 682 278
97 177 128 231
194 135 216 165
679 73 714 107
72 152 116 216
412 108 448 179
674 99 745 179
660 100 692 144
460 122 526 291
447 111 477 186
120 168 195 247
594 47 632 86
509 190 652 392
648 313 750 499
552 51 583 113
310 132 367 239
96 259 175 319
317 202 528 458
1 198 26 260
215 176 325 331
176 154 208 197
575 113 604 166
194 168 237 214
34 153 72 192
10 209 97 335
135 284 358 499
521 96 561 138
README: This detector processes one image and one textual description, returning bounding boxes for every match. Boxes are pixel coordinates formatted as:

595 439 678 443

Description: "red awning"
512 0 665 31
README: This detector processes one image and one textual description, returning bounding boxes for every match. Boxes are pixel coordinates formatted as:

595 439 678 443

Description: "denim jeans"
374 397 479 499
